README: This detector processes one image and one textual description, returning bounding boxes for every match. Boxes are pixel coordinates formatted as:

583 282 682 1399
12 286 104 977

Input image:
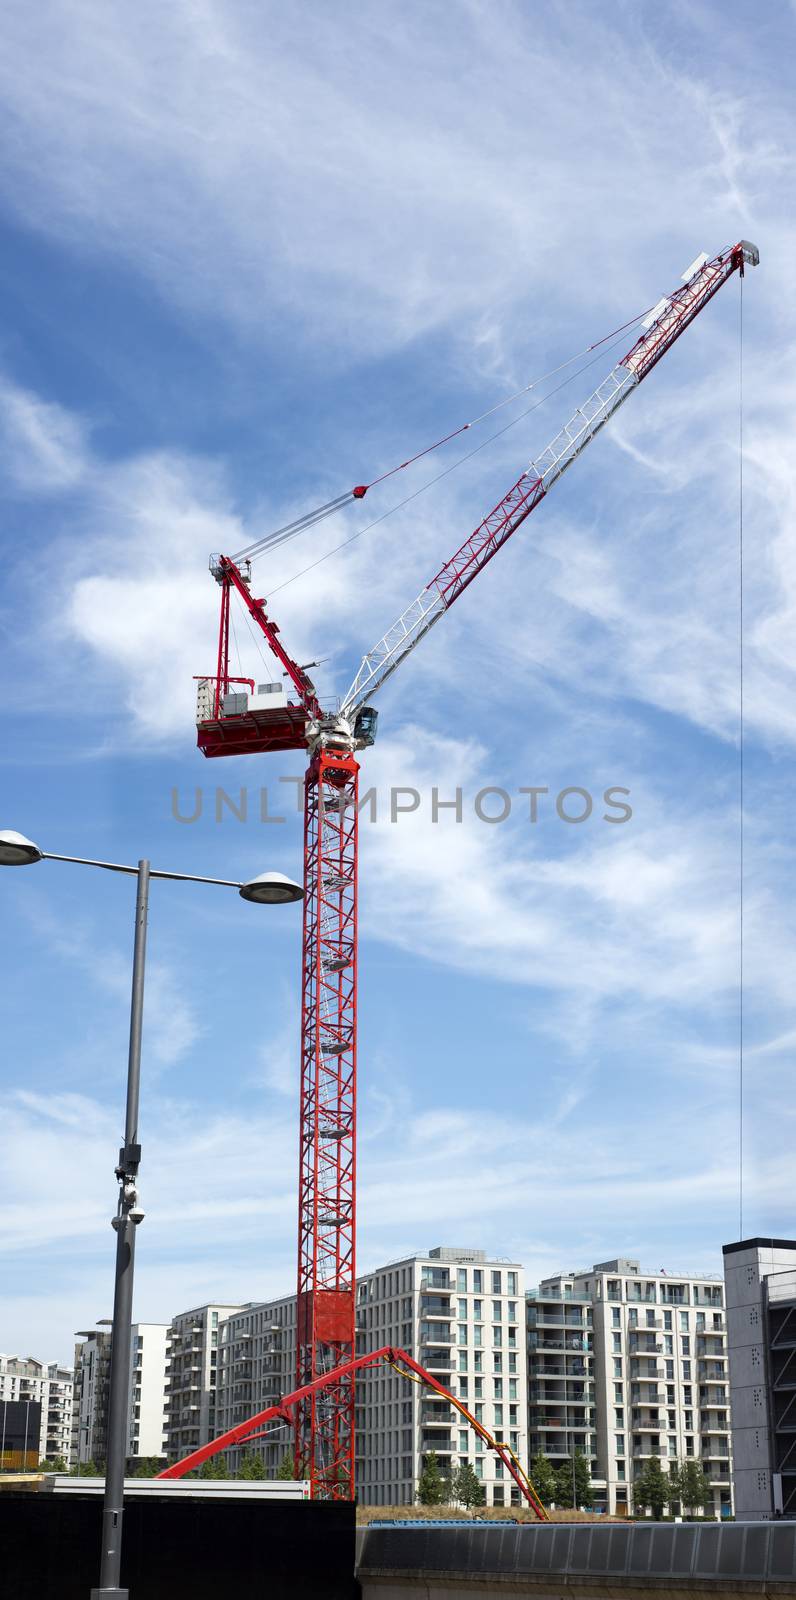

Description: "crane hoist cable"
231 303 658 568
265 319 642 602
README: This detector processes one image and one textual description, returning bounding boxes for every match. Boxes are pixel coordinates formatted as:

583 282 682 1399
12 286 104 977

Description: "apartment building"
354 1247 527 1507
723 1236 796 1519
166 1303 243 1463
526 1279 602 1506
0 1355 73 1466
529 1258 732 1517
128 1324 171 1462
215 1296 296 1475
72 1328 112 1465
73 1323 171 1466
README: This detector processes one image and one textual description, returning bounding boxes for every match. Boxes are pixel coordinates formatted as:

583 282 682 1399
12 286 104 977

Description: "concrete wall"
724 1239 796 1520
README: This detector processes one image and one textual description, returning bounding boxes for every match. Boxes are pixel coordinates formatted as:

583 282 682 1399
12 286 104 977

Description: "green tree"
237 1449 266 1480
633 1455 673 1520
276 1448 296 1480
553 1449 592 1509
199 1455 229 1479
70 1458 99 1477
679 1458 712 1516
133 1456 164 1478
451 1462 485 1511
417 1451 448 1506
528 1452 556 1507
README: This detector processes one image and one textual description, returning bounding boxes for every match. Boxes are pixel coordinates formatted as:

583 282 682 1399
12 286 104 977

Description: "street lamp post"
0 830 302 1600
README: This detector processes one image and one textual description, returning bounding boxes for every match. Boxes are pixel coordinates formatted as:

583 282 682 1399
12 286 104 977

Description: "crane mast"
194 240 757 1500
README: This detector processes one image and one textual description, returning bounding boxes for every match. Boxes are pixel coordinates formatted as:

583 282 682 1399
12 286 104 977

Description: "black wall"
0 1492 358 1600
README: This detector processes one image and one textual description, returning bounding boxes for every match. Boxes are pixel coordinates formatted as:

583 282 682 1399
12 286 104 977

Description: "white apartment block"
526 1280 602 1505
165 1303 243 1463
530 1258 732 1518
73 1323 171 1466
215 1296 296 1476
0 1355 73 1466
127 1324 171 1462
354 1247 527 1507
723 1236 796 1519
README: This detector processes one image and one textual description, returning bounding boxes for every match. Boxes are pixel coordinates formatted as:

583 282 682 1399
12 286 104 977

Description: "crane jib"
339 240 758 718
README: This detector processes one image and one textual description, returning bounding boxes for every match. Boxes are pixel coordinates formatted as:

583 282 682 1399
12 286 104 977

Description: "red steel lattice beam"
294 747 358 1497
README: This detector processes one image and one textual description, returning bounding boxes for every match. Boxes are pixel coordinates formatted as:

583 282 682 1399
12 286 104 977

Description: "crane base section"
197 706 309 758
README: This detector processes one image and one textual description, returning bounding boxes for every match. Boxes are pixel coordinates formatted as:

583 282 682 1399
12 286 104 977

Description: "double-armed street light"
0 829 303 1600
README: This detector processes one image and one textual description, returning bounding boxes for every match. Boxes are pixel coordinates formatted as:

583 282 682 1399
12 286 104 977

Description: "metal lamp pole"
0 832 302 1600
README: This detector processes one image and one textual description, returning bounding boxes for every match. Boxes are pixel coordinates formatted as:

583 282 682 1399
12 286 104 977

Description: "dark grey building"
723 1236 796 1518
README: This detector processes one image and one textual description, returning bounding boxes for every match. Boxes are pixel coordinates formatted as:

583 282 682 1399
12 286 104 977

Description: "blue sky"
1 0 795 1365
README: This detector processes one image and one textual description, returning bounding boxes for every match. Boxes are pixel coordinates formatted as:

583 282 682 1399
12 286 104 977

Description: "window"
475 1403 484 1422
612 1308 621 1327
458 1325 467 1346
613 1358 622 1378
628 1309 638 1328
492 1301 502 1322
663 1311 672 1331
508 1301 517 1320
682 1361 691 1380
684 1410 693 1430
494 1405 503 1425
614 1383 623 1403
459 1430 468 1451
668 1435 677 1458
617 1460 626 1481
615 1433 625 1454
458 1299 467 1320
473 1299 482 1318
493 1353 502 1373
696 1312 705 1331
493 1328 502 1348
211 1313 219 1329
494 1378 503 1399
492 1271 502 1294
615 1408 624 1427
458 1352 467 1372
474 1325 483 1347
474 1351 483 1373
474 1377 483 1398
509 1404 518 1424
665 1360 674 1379
681 1336 690 1356
509 1379 518 1400
494 1458 504 1478
646 1310 656 1328
474 1271 483 1293
684 1386 692 1405
458 1377 468 1397
612 1333 622 1352
457 1269 467 1293
680 1312 689 1332
508 1272 518 1295
508 1354 517 1374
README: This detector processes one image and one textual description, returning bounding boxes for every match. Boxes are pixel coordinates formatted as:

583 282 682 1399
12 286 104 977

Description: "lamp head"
0 830 43 866
239 871 304 905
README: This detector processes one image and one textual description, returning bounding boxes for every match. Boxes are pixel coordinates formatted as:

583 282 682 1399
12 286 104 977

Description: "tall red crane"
195 241 758 1499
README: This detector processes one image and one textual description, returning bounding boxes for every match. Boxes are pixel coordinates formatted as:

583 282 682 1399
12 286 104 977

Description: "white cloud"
0 2 790 359
0 376 90 492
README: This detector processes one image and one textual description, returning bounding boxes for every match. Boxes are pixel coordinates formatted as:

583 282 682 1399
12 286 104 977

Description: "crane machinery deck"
187 240 758 1501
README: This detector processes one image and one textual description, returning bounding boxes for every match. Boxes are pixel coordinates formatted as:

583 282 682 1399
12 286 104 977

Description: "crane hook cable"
231 303 656 566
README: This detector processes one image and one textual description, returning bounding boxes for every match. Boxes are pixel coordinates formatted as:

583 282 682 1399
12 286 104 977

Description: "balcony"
420 1296 453 1317
421 1434 453 1452
420 1330 454 1345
